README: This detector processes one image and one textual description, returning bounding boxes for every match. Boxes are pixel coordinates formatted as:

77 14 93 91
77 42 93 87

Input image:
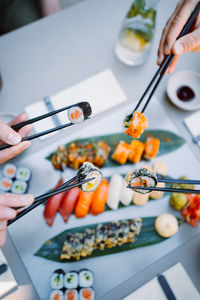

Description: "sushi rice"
64 271 78 289
50 269 65 290
79 288 95 300
0 177 13 192
49 289 63 300
3 164 16 179
120 179 134 206
79 269 94 288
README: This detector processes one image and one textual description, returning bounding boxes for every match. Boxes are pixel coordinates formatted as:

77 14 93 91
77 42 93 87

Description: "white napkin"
123 263 200 300
0 250 18 298
25 69 127 140
184 111 200 145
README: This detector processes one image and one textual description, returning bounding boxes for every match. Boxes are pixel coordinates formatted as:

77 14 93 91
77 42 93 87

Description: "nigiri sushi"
106 174 123 210
144 137 160 160
112 141 131 164
133 191 149 205
128 140 144 163
90 178 109 215
125 112 148 139
153 160 167 176
76 162 102 192
120 180 134 206
68 102 92 124
126 168 157 194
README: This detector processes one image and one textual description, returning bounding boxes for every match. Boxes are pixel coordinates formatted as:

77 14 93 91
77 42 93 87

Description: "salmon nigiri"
75 190 95 218
90 178 109 215
125 111 148 139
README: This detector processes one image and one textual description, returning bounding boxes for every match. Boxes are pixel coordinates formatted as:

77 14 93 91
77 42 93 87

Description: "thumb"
0 121 22 145
172 28 200 55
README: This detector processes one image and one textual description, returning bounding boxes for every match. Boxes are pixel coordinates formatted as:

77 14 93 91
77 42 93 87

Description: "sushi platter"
7 99 200 300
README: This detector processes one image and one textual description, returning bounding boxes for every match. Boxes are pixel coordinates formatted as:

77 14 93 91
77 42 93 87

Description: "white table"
0 0 200 299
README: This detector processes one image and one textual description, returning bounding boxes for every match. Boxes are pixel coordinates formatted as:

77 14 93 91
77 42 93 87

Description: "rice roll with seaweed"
64 271 78 289
126 168 157 194
0 177 13 192
49 290 63 300
68 102 92 124
3 164 16 179
11 180 28 194
79 288 95 300
77 162 102 192
65 289 78 300
16 167 31 182
51 269 65 289
79 269 94 288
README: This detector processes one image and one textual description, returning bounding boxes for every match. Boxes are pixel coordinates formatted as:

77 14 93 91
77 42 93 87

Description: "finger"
0 226 7 248
18 124 33 138
8 113 28 127
0 141 31 164
164 0 199 55
166 55 179 73
173 27 200 55
0 220 7 231
0 121 21 145
0 206 16 220
157 1 183 65
0 193 34 207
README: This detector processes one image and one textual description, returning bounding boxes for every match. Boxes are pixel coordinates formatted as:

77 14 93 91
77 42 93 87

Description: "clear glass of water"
115 0 159 66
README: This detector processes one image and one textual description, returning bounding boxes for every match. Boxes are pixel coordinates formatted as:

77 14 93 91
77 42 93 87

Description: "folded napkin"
0 250 18 298
123 263 199 300
25 69 127 140
184 111 200 145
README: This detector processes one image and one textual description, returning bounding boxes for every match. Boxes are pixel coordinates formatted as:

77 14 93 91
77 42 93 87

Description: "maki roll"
3 164 16 179
79 269 94 288
68 102 92 124
50 269 65 289
112 141 131 164
81 229 95 257
76 162 102 192
64 271 78 289
144 137 160 160
16 167 31 182
65 289 78 300
94 224 108 250
106 222 120 248
0 177 13 192
11 180 28 194
49 290 63 300
125 112 148 139
79 288 95 300
128 140 144 163
126 168 157 194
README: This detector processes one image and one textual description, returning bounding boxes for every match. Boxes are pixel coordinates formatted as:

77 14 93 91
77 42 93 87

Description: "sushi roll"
50 269 65 289
76 162 102 192
106 174 123 210
125 112 148 139
143 137 160 160
127 218 142 242
81 228 95 257
117 220 130 245
79 269 94 288
64 271 78 289
126 168 157 194
65 289 78 300
68 102 92 124
3 164 16 179
106 221 120 248
112 141 131 164
49 290 63 300
0 177 13 192
11 180 28 194
128 140 144 163
94 224 108 250
79 288 95 300
16 167 31 182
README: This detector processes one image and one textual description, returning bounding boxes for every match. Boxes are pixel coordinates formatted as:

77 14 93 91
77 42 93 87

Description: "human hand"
0 193 34 247
0 113 32 164
157 0 200 73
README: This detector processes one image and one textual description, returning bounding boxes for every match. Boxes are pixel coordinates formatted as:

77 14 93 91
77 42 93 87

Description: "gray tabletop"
0 0 200 299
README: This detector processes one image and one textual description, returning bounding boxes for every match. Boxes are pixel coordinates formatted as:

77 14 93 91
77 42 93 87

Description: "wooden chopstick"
158 178 200 185
125 2 200 123
12 102 84 130
127 185 200 194
8 177 94 226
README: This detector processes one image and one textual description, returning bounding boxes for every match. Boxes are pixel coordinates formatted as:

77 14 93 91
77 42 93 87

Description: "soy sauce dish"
167 70 200 111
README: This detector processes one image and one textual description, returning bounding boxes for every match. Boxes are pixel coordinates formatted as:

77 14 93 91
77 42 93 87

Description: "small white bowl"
167 70 200 111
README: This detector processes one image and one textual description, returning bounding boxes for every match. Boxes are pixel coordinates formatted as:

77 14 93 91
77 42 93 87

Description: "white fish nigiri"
120 180 134 206
107 174 123 210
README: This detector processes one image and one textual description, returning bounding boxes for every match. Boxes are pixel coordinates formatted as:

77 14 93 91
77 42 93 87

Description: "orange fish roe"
125 112 148 138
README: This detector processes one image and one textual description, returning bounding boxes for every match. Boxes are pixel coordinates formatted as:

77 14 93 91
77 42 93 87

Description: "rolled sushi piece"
50 269 65 290
79 288 95 300
0 177 13 192
76 162 102 192
65 289 78 300
16 167 32 182
3 164 16 179
11 180 28 194
106 174 123 210
68 102 92 124
126 168 157 194
64 271 78 289
79 269 94 288
49 289 63 300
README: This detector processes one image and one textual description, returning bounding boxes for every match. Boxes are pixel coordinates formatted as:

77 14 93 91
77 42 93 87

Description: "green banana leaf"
46 130 185 168
34 217 182 263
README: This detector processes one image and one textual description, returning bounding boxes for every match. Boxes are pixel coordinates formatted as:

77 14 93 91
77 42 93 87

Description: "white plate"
167 70 200 111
